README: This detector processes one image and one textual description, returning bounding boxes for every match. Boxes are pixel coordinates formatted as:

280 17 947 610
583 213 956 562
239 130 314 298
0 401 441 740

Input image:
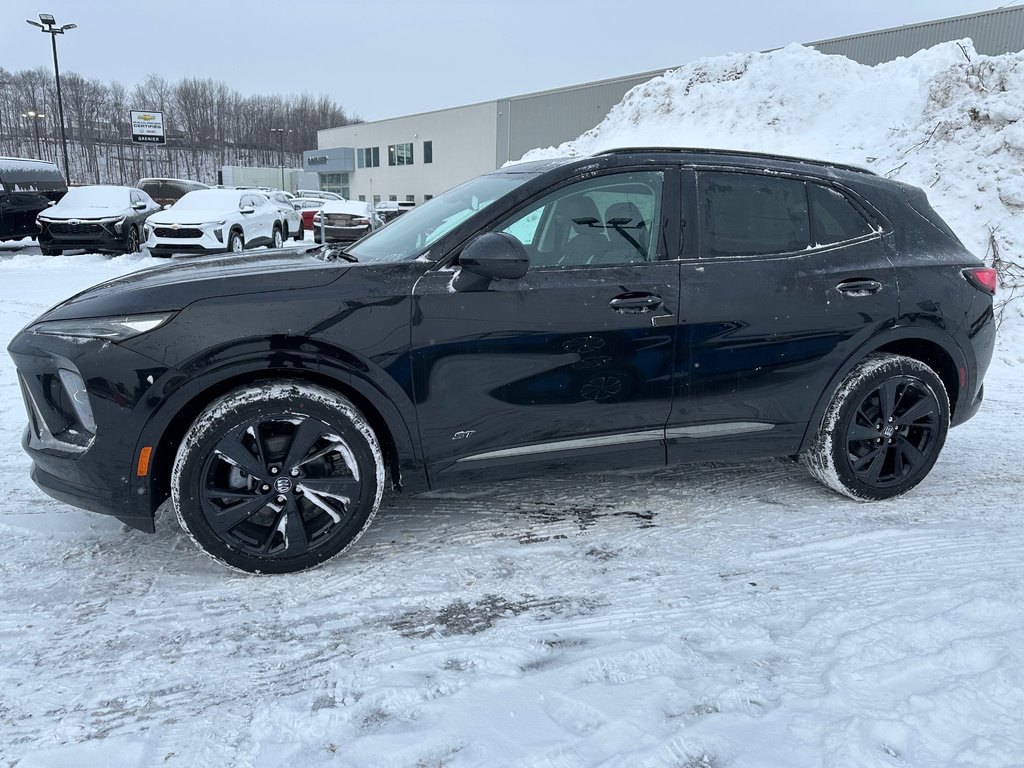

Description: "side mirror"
163 203 173 210
454 232 529 292
47 200 57 207
239 205 256 215
132 201 147 211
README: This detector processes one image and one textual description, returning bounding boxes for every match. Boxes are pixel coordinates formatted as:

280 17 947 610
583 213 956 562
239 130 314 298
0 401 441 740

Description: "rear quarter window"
810 184 873 245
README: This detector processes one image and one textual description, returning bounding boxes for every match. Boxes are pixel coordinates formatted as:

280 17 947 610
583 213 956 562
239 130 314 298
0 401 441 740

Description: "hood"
149 208 234 225
38 247 350 321
40 205 131 221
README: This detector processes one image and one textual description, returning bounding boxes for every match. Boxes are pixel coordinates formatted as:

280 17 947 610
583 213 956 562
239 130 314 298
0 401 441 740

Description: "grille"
49 222 105 235
154 227 203 238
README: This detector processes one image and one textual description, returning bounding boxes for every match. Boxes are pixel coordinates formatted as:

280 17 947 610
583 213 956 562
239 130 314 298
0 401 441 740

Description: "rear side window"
700 172 809 257
810 184 872 245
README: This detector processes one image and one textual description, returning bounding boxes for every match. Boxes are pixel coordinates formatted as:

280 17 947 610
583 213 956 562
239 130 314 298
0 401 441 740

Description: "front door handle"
836 279 883 296
609 292 663 311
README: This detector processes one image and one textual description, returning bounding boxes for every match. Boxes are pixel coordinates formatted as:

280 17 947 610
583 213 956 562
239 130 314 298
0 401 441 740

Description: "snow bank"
522 41 1024 360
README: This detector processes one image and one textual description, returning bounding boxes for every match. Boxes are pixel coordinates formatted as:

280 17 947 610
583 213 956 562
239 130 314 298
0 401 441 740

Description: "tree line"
0 67 359 185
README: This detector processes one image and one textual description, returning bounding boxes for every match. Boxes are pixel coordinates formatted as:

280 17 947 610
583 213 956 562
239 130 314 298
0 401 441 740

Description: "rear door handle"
836 279 883 296
609 293 663 310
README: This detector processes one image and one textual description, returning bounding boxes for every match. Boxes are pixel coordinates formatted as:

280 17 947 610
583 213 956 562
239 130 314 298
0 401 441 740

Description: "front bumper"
8 329 177 532
146 224 226 256
39 221 127 253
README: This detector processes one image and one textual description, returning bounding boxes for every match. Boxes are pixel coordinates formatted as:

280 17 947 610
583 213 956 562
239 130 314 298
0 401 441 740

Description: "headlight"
30 312 175 340
114 217 126 235
145 225 154 238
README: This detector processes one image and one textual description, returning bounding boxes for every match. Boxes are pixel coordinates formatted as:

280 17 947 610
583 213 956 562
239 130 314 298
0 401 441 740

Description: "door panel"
410 168 682 478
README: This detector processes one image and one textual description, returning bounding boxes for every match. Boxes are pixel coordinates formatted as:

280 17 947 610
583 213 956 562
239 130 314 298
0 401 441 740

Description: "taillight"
353 217 369 225
962 267 997 295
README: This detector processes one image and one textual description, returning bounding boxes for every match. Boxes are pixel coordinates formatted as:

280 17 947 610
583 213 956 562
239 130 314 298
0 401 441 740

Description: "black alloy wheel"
804 353 950 500
173 382 383 573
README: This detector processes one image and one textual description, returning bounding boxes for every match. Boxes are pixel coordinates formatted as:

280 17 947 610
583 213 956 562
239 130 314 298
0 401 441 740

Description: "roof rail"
594 147 877 176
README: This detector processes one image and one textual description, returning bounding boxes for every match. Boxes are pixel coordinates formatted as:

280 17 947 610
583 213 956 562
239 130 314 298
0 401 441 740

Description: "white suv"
145 189 282 257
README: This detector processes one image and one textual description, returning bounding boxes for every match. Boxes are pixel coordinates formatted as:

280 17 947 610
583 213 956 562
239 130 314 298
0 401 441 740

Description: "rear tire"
272 225 283 249
40 246 61 256
172 382 384 574
803 353 949 501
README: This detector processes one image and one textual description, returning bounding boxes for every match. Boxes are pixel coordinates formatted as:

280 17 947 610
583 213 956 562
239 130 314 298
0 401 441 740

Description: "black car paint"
7 150 995 532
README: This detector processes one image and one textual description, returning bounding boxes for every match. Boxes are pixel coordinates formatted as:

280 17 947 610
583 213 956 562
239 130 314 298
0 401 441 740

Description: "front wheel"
803 353 949 501
124 225 140 254
40 246 61 256
172 382 385 574
229 230 244 253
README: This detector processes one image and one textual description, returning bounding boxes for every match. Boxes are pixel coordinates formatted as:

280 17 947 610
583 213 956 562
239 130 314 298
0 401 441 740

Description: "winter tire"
124 225 140 254
172 381 385 574
229 230 244 253
40 247 61 256
804 353 949 501
272 225 283 249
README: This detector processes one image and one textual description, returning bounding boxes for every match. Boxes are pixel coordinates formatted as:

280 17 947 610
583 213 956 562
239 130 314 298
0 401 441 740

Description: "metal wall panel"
496 72 664 165
811 6 1024 65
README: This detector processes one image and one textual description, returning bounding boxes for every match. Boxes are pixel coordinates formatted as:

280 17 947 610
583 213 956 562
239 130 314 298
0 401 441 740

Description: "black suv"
8 149 996 573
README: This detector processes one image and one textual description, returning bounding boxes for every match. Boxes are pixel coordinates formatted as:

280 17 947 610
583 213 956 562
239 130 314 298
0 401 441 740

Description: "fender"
128 346 426 527
796 323 970 455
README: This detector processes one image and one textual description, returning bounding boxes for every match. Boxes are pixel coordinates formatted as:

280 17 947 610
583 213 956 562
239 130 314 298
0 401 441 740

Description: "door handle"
836 279 883 296
609 293 663 311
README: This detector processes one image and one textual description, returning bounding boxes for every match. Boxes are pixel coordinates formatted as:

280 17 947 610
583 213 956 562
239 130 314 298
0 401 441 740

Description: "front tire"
803 353 949 501
229 230 244 253
40 246 61 256
172 382 384 574
124 225 140 254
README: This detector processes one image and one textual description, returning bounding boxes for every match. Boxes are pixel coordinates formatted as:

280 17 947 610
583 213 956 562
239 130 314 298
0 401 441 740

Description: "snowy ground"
1 238 1022 768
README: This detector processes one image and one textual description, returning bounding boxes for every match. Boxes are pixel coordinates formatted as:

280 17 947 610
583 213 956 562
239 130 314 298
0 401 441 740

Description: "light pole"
25 13 76 183
270 127 292 191
21 110 46 158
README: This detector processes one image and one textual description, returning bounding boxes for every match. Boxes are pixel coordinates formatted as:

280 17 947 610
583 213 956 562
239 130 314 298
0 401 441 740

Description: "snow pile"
523 41 1024 357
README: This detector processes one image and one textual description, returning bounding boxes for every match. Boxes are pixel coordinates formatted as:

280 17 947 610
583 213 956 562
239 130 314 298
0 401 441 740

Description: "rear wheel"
294 220 304 241
172 382 385 574
272 225 283 249
40 246 61 256
803 353 949 501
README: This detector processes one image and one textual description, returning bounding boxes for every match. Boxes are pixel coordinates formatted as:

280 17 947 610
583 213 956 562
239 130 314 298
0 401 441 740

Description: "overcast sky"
3 0 1014 122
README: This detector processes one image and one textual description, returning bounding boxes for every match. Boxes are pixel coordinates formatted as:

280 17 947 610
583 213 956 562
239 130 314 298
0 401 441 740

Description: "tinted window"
700 172 809 257
499 171 663 268
810 183 873 245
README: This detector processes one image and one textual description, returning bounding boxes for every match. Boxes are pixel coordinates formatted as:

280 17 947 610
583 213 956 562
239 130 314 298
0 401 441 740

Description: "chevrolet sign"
130 109 166 145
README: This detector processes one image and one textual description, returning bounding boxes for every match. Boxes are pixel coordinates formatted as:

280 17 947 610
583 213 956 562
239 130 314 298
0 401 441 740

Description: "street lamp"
26 13 76 183
270 127 292 191
21 110 46 159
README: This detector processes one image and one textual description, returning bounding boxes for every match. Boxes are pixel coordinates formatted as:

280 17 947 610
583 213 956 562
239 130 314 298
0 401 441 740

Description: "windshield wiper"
321 245 359 263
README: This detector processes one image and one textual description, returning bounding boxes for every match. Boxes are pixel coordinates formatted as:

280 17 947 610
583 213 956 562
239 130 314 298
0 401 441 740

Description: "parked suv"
144 188 283 256
36 184 160 255
8 148 996 573
1 157 67 241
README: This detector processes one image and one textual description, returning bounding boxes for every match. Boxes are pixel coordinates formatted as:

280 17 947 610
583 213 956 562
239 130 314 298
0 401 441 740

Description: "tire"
229 230 244 253
40 246 61 256
172 382 385 574
124 225 140 254
271 225 283 249
803 353 949 501
294 220 304 241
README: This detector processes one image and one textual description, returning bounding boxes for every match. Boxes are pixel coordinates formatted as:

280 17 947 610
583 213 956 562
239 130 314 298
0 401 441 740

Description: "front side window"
497 171 664 269
700 172 809 257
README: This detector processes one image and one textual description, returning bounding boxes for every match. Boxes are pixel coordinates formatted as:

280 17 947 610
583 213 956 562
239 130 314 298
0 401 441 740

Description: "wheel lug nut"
876 424 882 430
261 484 270 492
888 417 894 423
270 467 279 475
277 495 286 503
290 468 299 477
295 487 303 495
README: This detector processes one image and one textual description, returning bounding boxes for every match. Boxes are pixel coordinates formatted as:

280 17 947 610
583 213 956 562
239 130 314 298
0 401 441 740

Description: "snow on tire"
171 381 384 574
803 353 950 501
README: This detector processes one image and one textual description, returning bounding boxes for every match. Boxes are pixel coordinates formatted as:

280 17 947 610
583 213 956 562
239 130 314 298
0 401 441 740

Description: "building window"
424 194 433 201
423 140 433 164
357 147 380 168
387 143 414 166
389 194 397 201
405 195 415 202
319 173 350 200
358 195 366 202
373 194 381 205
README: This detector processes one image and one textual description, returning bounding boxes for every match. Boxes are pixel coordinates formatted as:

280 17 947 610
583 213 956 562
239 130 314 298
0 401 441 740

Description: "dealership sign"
130 110 165 145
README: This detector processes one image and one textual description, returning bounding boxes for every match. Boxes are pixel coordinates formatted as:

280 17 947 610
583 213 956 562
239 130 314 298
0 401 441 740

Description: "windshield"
57 186 129 208
173 190 242 210
346 173 536 263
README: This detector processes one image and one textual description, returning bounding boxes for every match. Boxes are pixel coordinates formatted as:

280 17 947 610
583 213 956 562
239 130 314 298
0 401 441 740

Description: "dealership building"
301 5 1024 204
